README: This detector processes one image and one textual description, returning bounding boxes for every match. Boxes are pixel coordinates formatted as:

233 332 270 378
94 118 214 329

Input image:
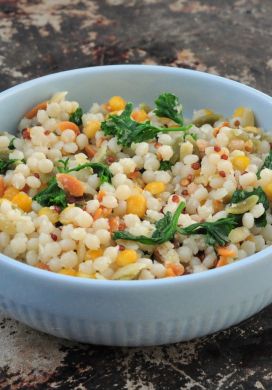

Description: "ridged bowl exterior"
0 65 272 346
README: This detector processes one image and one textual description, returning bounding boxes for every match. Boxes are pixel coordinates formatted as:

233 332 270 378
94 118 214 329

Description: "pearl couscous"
0 91 271 280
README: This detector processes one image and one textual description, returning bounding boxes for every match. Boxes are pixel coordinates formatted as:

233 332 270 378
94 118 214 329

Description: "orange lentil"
0 177 5 197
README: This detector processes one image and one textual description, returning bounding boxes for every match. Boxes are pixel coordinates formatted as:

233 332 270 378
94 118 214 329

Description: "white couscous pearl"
61 129 76 143
70 228 87 241
93 218 109 230
60 251 78 268
11 173 25 189
60 238 76 251
135 142 149 156
95 229 111 245
85 234 100 250
74 211 93 228
38 159 54 173
86 199 100 214
239 172 257 187
102 195 118 208
26 176 41 189
0 136 10 148
242 213 254 229
63 142 78 154
115 185 131 200
76 134 88 149
251 203 265 218
158 145 174 161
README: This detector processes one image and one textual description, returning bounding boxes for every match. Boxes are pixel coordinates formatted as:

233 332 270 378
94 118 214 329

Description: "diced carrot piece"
217 247 236 257
36 262 50 271
93 207 103 220
3 186 19 200
57 121 80 135
131 110 148 122
0 177 6 197
97 190 106 202
216 256 229 267
165 267 176 277
165 262 185 276
127 171 140 179
102 207 112 218
56 173 85 197
84 144 96 159
109 216 119 232
25 101 48 119
96 137 106 148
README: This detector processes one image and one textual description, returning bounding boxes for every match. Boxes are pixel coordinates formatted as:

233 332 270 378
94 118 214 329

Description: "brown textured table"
1 1 272 389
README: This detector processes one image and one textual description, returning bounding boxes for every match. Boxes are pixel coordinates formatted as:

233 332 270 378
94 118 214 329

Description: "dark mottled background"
1 0 272 389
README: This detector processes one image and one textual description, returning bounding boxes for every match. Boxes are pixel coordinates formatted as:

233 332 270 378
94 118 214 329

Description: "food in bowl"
0 91 271 281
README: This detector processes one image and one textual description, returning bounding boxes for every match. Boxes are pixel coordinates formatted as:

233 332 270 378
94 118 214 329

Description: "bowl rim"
1 63 272 288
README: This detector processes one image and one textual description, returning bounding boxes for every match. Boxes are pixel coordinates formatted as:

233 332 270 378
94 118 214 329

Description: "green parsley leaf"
159 161 174 171
113 202 185 245
8 137 16 150
230 187 269 227
58 159 112 184
154 93 184 125
69 107 83 126
0 158 18 174
101 103 190 147
177 217 238 247
257 150 272 178
33 177 67 209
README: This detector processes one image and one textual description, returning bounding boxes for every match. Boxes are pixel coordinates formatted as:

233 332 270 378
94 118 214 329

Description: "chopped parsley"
0 158 19 174
114 203 237 247
257 150 272 178
159 161 174 171
154 93 184 125
113 202 185 245
34 159 112 208
101 102 190 147
8 137 16 150
33 177 67 209
177 217 238 247
230 187 269 227
69 107 83 126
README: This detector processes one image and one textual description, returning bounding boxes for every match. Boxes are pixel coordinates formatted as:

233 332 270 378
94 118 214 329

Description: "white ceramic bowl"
0 65 272 346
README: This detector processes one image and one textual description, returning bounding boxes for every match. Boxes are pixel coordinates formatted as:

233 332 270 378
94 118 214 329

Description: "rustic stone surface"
1 0 272 389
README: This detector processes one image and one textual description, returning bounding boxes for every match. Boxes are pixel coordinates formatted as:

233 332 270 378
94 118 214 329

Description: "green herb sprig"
114 202 185 245
69 107 83 126
154 92 184 125
101 103 190 147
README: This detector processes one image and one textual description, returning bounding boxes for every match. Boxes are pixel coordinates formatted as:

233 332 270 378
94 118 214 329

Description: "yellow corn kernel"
83 120 101 139
3 186 19 200
38 207 59 224
76 272 93 278
107 96 126 111
59 268 76 276
12 192 32 212
233 107 246 117
264 183 272 200
85 248 104 260
116 249 138 267
132 109 148 122
145 181 166 195
232 156 250 171
233 107 255 126
126 194 147 218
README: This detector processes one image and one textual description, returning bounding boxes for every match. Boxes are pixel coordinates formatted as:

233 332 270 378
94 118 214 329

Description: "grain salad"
0 91 272 280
